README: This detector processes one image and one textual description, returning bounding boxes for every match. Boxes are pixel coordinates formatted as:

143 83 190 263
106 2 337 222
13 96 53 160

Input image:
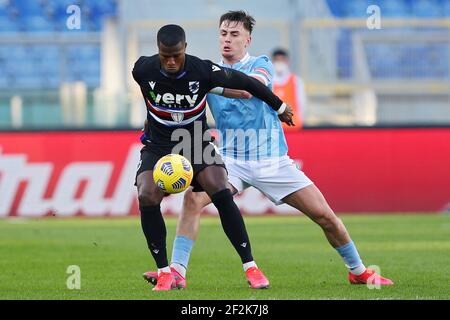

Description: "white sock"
158 266 171 275
349 264 366 276
170 262 187 278
243 261 257 272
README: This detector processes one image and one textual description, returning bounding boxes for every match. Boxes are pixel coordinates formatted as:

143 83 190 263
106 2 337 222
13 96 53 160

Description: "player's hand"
278 104 294 126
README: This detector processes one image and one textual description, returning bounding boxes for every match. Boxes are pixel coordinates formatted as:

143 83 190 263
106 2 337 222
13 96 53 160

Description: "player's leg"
164 188 211 287
170 181 239 280
251 156 393 285
176 188 211 241
196 165 269 289
136 149 176 291
282 184 393 285
282 184 351 247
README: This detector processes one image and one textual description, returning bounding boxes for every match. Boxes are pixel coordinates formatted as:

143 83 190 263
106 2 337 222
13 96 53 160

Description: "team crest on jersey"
171 112 184 123
189 81 199 94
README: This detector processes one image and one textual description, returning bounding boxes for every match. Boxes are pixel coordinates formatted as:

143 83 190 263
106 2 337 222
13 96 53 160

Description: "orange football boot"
144 267 186 289
152 271 177 291
245 266 270 289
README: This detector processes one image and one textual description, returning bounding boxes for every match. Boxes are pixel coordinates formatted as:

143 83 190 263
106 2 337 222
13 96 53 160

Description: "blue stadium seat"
442 0 450 16
344 0 372 17
326 0 450 79
326 0 450 17
379 0 411 17
0 18 20 32
21 16 55 31
412 0 443 17
0 0 116 89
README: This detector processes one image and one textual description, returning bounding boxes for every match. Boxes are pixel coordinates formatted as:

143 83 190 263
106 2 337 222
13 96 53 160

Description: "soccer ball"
153 154 193 194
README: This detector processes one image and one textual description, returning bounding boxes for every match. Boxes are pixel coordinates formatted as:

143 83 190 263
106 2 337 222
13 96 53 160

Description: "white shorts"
223 155 314 205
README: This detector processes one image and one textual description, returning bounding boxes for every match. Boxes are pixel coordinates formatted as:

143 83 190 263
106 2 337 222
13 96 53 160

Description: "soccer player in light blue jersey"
144 11 393 289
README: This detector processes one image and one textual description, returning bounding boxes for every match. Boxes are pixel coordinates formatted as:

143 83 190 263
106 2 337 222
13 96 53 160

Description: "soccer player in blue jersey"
144 11 393 289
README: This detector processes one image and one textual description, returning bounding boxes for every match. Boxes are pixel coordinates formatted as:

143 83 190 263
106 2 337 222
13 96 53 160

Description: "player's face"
158 41 186 74
219 21 251 62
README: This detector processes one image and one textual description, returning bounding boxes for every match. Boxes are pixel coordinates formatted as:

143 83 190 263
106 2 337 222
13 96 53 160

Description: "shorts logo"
171 112 184 123
189 81 199 94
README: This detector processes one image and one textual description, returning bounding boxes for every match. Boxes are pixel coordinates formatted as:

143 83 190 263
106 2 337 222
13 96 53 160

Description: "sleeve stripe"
249 73 269 86
253 67 271 79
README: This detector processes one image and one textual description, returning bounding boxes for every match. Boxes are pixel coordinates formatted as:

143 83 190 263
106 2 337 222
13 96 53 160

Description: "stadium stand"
0 0 449 128
326 0 450 79
0 0 116 89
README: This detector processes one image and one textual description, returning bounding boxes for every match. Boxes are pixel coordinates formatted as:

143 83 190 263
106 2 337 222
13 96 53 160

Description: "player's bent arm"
208 74 266 99
209 87 252 99
221 75 264 99
210 65 286 114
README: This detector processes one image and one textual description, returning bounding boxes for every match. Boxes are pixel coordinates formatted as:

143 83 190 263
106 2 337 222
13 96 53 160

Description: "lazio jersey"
207 53 288 160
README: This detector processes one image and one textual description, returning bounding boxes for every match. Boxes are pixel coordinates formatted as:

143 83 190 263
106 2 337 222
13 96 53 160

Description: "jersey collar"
220 52 250 69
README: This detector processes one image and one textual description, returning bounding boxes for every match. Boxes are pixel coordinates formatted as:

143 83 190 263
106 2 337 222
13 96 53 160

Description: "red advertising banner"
0 128 449 217
284 128 450 213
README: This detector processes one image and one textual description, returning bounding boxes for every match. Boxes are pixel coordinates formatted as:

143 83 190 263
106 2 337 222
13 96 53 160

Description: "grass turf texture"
0 214 448 300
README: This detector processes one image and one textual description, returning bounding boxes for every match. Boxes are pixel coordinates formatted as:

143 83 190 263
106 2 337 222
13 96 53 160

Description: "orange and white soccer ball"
153 154 193 193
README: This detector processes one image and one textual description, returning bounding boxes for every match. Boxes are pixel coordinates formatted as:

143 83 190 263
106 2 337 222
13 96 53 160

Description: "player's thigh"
251 156 313 205
195 165 230 197
282 184 334 222
183 188 212 214
222 157 247 195
136 170 166 205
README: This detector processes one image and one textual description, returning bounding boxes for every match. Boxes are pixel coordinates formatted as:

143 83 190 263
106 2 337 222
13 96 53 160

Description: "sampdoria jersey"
207 53 288 159
132 54 284 147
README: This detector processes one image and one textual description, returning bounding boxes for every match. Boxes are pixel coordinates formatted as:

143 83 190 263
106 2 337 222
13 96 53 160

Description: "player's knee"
183 190 205 216
138 189 161 207
315 208 338 230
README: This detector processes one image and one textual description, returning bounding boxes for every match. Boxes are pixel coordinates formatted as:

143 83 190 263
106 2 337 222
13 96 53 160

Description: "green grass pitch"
0 214 449 300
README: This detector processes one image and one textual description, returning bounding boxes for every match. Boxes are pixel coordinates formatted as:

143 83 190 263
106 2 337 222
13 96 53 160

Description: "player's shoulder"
248 55 274 83
186 54 221 75
187 54 215 68
252 54 273 68
134 55 158 67
132 55 158 79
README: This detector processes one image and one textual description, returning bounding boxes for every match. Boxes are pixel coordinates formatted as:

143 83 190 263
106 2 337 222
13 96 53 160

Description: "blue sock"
171 235 194 269
335 241 365 274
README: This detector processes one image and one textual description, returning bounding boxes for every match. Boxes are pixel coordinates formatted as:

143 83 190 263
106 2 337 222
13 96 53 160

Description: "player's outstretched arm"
209 64 293 125
209 87 252 99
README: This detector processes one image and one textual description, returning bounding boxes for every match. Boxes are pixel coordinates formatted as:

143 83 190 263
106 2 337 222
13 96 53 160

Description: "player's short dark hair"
272 48 289 58
219 10 255 34
157 24 186 47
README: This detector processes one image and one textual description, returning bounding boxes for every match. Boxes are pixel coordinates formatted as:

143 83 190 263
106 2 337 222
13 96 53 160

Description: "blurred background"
0 0 449 130
1 2 449 300
1 0 450 217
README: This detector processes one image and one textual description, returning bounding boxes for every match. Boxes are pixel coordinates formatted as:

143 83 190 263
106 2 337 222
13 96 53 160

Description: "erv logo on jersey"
147 80 201 108
153 92 198 107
